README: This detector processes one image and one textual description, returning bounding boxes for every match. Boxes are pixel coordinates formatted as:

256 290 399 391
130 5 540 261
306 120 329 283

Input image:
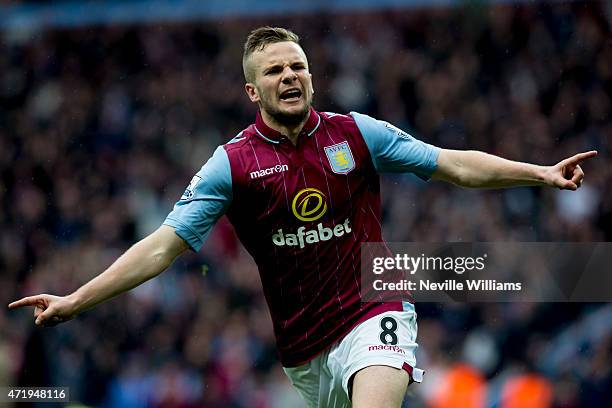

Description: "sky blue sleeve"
163 146 232 251
351 112 440 180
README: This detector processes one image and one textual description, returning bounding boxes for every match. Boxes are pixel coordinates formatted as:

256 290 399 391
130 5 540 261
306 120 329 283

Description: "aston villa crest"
324 142 355 174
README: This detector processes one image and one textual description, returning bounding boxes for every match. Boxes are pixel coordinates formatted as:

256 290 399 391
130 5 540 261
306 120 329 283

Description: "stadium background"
0 0 610 406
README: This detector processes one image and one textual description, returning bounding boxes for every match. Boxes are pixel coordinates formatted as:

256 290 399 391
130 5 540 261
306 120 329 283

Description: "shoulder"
320 111 357 126
346 112 413 141
318 111 363 140
187 130 251 186
320 111 378 126
221 125 269 164
320 111 389 139
223 127 254 153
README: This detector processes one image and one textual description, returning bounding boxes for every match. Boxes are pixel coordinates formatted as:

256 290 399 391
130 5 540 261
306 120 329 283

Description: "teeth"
281 90 301 99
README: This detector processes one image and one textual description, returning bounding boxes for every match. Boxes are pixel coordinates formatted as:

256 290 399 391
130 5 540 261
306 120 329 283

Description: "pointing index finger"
568 150 598 164
8 296 43 309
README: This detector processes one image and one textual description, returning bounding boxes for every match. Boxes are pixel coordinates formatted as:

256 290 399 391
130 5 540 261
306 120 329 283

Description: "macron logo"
368 345 406 354
250 164 289 179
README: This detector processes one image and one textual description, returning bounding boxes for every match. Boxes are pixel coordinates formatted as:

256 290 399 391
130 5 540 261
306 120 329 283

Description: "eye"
265 67 282 75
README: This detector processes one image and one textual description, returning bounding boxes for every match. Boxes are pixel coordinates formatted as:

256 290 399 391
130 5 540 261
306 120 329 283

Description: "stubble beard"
260 94 312 127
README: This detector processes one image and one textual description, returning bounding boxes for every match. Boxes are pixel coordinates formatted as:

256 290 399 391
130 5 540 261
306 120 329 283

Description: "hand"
8 294 78 327
546 150 598 190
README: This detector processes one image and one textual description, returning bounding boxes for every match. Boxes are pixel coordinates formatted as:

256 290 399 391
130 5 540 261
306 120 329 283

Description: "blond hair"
243 27 300 83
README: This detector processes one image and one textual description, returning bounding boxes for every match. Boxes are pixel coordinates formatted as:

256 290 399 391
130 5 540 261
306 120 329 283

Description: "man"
9 27 596 408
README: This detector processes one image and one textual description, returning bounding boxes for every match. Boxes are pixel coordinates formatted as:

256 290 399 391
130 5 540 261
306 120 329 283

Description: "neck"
260 109 309 146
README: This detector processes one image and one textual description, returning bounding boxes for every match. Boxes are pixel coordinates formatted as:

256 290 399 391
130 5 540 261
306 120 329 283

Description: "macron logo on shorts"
367 345 406 354
250 164 289 179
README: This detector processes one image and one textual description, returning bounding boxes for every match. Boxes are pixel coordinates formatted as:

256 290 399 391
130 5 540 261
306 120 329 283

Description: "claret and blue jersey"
164 108 439 366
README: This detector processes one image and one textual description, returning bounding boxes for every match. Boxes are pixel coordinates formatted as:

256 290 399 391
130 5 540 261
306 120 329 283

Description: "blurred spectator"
500 374 553 408
428 364 487 408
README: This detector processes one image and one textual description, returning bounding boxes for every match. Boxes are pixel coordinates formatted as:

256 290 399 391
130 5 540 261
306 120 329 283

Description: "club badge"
324 142 355 175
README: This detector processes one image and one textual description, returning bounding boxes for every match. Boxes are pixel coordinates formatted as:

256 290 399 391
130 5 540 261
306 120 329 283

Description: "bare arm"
432 149 597 189
8 225 189 326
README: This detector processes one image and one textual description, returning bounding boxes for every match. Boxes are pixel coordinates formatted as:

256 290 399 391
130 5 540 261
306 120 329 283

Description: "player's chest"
238 140 367 216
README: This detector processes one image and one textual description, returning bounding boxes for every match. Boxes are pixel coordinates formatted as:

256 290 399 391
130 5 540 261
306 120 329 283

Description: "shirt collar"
254 108 321 144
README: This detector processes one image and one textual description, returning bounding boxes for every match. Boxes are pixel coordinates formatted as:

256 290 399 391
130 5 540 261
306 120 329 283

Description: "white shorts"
283 303 424 408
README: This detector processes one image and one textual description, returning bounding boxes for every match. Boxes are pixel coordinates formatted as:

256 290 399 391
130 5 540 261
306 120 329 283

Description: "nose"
281 66 298 84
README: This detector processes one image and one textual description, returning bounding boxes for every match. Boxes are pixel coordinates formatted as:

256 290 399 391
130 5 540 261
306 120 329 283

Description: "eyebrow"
262 61 306 73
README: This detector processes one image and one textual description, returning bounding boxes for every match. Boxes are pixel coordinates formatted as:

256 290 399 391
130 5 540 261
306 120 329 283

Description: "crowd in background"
1 1 611 407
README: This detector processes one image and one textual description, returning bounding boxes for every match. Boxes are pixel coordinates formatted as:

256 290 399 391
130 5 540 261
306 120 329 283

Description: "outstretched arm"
432 149 597 189
8 225 188 326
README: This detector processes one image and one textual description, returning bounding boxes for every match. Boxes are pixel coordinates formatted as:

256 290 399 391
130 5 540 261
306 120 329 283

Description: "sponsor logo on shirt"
367 345 406 354
250 164 289 179
272 187 350 248
324 142 355 174
291 188 327 222
272 218 352 249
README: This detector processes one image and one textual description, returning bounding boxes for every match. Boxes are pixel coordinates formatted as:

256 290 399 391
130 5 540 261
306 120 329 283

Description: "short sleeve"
163 146 232 251
350 112 439 180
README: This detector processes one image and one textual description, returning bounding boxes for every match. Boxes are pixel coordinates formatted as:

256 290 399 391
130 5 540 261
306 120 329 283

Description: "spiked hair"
242 27 300 83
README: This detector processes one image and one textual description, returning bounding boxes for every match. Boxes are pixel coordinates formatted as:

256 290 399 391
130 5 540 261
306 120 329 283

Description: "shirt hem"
163 218 204 251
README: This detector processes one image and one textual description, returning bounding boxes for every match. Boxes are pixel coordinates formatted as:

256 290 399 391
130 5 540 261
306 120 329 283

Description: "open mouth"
279 89 302 102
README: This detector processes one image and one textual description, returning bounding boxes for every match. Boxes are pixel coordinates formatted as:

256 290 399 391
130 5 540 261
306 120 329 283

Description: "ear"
309 73 314 94
245 83 260 103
